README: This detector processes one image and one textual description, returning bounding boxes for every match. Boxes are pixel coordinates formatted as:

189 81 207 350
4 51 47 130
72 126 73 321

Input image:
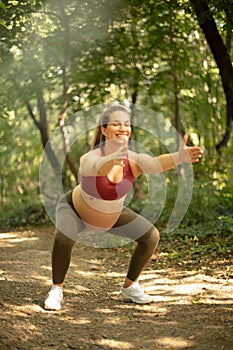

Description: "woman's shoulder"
128 149 139 161
81 147 101 159
80 148 101 170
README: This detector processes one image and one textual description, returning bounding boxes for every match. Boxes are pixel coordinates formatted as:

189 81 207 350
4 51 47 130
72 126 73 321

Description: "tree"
1 0 232 194
0 0 61 174
190 0 233 152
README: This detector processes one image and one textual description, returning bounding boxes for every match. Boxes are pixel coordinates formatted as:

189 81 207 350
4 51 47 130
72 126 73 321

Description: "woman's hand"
110 138 129 167
178 135 203 163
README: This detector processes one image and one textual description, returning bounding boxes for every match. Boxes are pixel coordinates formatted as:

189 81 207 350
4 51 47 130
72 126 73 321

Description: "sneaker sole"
120 294 155 304
44 303 62 311
44 298 63 311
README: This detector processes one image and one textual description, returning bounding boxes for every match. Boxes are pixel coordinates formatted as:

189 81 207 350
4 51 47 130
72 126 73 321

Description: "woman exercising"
44 104 203 310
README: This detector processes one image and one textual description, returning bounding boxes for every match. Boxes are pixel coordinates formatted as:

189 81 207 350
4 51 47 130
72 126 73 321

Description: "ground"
0 226 233 350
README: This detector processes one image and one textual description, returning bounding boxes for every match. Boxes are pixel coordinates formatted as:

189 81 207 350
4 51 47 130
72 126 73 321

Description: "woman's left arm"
133 135 203 174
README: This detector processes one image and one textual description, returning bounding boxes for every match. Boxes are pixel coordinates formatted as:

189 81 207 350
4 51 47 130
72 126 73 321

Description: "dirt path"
0 226 233 350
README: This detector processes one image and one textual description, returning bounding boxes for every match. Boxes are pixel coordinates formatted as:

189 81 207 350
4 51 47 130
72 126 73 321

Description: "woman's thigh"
108 207 155 241
55 191 85 242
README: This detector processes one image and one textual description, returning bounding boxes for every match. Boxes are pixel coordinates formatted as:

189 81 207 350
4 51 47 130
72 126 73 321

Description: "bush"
0 200 48 228
157 178 233 252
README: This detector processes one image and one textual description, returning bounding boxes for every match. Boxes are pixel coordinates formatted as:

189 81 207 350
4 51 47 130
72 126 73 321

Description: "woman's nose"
119 123 126 130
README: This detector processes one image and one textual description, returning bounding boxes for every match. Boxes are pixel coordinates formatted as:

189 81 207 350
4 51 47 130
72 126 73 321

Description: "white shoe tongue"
131 282 140 289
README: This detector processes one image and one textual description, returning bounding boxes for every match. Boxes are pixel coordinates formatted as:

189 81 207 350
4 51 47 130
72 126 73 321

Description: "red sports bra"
80 147 135 201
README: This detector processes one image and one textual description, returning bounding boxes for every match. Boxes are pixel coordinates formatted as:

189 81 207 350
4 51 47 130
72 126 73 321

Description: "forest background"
0 0 232 255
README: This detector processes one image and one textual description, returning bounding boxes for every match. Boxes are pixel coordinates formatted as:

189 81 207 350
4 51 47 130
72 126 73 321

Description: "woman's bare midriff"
72 186 122 231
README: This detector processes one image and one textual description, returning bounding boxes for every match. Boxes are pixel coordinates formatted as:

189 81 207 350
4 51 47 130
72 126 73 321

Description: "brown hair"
92 104 132 149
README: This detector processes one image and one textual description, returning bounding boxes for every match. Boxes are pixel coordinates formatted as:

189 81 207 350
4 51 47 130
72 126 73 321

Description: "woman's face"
101 110 131 141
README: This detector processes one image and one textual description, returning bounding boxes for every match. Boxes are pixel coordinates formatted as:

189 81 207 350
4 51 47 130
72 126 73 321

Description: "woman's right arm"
80 152 116 176
80 142 128 176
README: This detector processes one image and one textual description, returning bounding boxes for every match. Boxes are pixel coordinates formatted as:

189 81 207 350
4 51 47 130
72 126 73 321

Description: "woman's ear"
101 126 107 137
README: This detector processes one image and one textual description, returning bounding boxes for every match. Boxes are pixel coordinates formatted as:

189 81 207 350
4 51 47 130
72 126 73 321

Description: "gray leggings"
52 191 160 284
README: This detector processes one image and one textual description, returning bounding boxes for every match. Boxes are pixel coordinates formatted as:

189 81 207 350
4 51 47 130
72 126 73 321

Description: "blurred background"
0 0 232 253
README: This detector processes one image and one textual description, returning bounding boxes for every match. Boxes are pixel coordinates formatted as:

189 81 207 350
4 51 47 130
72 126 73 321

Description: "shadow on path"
0 227 233 350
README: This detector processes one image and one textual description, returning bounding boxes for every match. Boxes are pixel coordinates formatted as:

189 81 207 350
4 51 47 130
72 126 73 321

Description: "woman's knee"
137 226 160 249
152 227 160 247
54 230 75 249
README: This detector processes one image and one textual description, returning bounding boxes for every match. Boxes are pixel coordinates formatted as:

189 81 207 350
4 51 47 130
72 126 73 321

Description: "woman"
44 104 203 310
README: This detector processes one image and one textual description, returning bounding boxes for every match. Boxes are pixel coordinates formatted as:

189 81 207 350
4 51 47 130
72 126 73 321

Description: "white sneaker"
44 286 63 310
120 282 155 304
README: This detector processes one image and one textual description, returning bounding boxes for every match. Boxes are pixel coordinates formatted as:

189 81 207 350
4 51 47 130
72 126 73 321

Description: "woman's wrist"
171 152 182 166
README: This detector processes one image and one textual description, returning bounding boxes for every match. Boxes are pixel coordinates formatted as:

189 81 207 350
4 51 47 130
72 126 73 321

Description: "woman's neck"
103 139 122 155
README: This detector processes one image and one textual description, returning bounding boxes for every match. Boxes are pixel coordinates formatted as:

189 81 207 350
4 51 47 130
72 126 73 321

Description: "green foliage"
156 176 233 253
0 200 47 228
161 215 233 260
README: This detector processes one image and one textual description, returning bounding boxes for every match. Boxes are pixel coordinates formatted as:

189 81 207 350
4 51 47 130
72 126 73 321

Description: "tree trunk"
0 173 4 208
190 0 233 151
172 73 187 146
26 98 61 174
12 78 61 174
167 3 186 147
58 2 79 183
